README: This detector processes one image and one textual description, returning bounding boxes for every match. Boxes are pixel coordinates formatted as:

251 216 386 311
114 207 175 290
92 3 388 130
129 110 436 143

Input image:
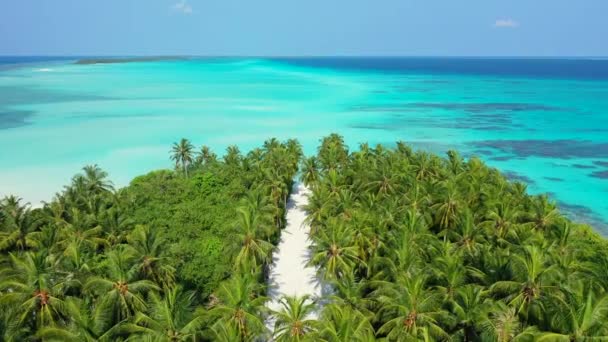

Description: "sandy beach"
266 184 321 328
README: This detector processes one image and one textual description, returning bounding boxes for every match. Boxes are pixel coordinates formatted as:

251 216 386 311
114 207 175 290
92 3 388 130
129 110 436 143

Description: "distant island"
75 56 188 65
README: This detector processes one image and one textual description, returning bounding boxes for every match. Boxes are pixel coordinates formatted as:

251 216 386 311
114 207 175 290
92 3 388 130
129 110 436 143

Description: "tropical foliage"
2 134 608 341
303 134 608 341
0 138 302 341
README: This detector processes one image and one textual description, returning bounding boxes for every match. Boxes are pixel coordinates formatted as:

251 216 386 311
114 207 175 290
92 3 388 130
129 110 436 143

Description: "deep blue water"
274 57 608 80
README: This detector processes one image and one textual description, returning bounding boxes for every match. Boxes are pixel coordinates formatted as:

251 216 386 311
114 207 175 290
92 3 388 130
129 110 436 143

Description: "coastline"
1 155 608 235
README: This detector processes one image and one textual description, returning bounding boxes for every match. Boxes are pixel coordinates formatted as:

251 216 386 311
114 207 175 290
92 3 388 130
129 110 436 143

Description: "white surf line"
266 183 321 331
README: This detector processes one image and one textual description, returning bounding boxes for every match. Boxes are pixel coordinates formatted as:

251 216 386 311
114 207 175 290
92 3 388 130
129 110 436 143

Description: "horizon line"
1 54 608 59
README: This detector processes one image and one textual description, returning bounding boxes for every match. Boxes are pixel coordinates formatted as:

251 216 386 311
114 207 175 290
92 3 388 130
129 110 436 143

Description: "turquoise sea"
1 57 608 232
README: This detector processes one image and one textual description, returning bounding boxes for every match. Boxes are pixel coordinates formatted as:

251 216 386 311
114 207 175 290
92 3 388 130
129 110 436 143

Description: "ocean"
1 57 607 232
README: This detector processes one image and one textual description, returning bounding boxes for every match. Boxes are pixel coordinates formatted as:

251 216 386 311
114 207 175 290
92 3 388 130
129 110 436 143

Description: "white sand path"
266 184 321 328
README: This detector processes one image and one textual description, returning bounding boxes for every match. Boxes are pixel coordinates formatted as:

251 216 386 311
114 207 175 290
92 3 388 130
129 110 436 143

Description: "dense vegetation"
301 134 608 341
2 134 608 341
0 138 302 341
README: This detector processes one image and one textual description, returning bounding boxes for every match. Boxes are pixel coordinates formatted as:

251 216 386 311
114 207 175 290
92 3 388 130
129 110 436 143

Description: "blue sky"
0 0 607 56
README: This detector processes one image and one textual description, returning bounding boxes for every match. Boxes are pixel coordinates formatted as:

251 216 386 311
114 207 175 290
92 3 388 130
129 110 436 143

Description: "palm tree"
479 302 534 342
272 295 318 341
99 205 133 246
300 157 320 188
263 168 290 228
209 321 247 341
491 245 559 322
431 246 469 301
395 140 413 157
0 252 69 332
233 206 274 272
317 134 348 172
241 187 275 222
224 145 242 168
539 287 608 340
320 169 345 199
315 304 374 342
0 195 23 217
304 187 333 234
127 225 176 288
170 138 194 177
403 183 431 214
446 150 465 176
285 138 304 172
451 285 494 341
329 274 373 316
0 197 40 252
197 145 217 166
309 220 360 281
452 209 486 257
579 252 608 294
348 213 381 269
263 137 282 152
84 246 160 324
374 274 451 340
432 180 461 234
27 225 61 255
208 274 268 339
524 194 561 233
134 285 205 341
412 151 438 181
35 297 143 341
82 164 114 195
386 209 437 268
366 166 401 196
482 201 522 242
60 207 108 253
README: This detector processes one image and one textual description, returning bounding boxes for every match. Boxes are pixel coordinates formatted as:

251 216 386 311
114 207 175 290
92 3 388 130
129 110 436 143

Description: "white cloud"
494 19 519 28
172 0 193 14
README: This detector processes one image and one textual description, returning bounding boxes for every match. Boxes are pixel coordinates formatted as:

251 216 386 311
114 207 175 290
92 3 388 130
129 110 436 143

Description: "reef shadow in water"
503 171 535 184
0 86 120 130
557 201 608 234
349 113 517 133
405 102 564 113
0 86 117 107
351 102 564 114
348 101 562 133
593 161 608 168
590 170 608 179
471 140 608 159
572 164 597 169
349 124 396 131
381 140 460 155
472 150 494 156
490 156 515 162
0 110 35 129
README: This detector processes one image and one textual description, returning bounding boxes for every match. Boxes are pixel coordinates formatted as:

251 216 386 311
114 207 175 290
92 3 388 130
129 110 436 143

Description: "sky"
0 0 607 56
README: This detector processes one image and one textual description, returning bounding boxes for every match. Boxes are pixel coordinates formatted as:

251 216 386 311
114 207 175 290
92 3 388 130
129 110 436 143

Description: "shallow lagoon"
1 57 607 232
